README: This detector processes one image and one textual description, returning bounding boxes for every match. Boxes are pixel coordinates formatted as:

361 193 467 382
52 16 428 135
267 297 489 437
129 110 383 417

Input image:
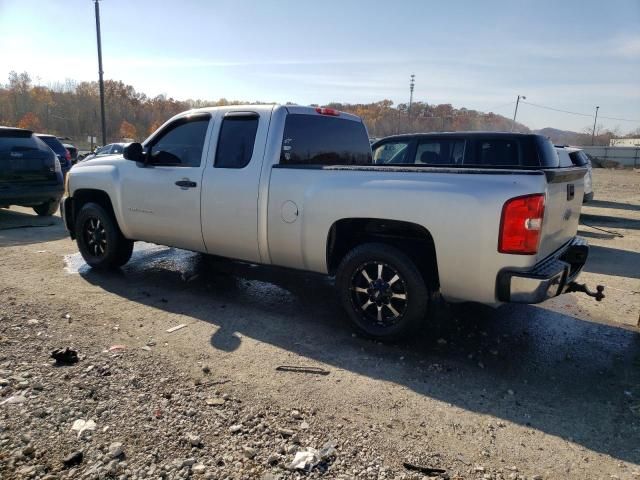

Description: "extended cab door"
200 109 272 263
119 114 212 251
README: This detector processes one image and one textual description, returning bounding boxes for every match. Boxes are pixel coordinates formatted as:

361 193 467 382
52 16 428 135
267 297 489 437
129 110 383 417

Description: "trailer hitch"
565 282 605 301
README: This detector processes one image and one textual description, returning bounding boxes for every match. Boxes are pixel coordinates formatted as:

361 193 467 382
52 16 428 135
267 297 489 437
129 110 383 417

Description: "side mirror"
123 142 144 162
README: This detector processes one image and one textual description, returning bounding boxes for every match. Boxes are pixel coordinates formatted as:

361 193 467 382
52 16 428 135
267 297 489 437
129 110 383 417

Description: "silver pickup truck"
61 105 602 340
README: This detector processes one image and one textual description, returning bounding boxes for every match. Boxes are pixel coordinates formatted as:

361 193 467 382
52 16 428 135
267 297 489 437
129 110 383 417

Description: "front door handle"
175 180 197 188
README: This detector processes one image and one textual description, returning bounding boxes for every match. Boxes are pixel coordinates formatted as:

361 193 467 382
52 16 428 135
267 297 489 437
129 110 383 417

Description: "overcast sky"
1 0 639 132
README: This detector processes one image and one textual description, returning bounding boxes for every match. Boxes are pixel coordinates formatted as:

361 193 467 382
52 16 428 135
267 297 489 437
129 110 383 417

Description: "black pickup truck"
0 127 64 216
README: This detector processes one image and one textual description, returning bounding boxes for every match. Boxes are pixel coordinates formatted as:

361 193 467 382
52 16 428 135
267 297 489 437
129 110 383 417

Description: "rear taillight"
315 107 340 116
65 149 71 161
498 194 545 255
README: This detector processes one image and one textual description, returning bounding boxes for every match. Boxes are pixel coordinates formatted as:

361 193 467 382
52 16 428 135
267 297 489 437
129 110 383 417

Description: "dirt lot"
0 169 639 480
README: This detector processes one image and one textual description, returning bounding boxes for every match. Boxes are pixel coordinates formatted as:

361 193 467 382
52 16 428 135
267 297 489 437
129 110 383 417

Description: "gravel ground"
0 168 639 480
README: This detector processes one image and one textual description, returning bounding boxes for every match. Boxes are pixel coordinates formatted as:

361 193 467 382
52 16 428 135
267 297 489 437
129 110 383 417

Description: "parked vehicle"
555 146 593 203
0 126 64 216
37 134 71 175
63 143 78 164
61 107 600 340
80 143 126 162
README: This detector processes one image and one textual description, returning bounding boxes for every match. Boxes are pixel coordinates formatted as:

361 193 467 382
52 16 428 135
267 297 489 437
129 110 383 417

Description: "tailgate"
0 148 58 185
537 167 587 259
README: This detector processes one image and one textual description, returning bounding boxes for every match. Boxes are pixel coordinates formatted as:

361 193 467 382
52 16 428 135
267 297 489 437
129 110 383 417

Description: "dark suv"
37 134 72 175
0 127 64 216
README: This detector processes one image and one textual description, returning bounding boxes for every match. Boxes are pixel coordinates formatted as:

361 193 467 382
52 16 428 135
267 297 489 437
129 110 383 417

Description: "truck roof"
378 131 546 141
183 104 362 123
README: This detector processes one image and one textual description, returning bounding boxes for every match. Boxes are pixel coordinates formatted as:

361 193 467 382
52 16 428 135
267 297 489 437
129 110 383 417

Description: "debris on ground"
108 344 127 352
287 448 320 471
70 419 96 438
166 323 187 333
50 347 79 365
0 394 27 405
275 365 330 375
403 461 447 475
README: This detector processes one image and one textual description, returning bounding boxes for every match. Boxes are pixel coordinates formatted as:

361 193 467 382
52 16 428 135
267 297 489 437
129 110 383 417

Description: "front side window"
373 141 410 164
280 114 372 166
148 117 209 167
111 144 124 154
215 114 259 168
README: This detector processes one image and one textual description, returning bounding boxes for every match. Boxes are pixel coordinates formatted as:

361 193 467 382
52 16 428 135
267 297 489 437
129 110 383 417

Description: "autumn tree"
118 120 137 140
148 120 164 135
17 112 42 131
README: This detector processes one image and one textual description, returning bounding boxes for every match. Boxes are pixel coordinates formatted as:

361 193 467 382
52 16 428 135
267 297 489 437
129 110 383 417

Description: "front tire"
336 243 430 341
33 200 59 216
75 202 133 269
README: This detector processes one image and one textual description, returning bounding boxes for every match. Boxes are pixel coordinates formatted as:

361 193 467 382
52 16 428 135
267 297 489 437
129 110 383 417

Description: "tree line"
0 71 633 149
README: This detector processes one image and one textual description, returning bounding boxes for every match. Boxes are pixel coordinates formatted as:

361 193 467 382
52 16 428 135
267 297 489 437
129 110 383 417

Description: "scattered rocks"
186 433 202 447
229 424 243 433
62 450 83 468
108 441 124 459
242 446 257 459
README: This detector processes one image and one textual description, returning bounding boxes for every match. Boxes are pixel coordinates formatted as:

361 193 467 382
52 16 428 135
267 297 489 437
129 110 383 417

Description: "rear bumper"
0 184 63 207
497 237 589 303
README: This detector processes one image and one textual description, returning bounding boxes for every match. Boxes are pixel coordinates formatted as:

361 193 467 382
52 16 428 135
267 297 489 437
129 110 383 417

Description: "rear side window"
280 114 372 166
568 150 589 166
414 139 465 165
38 136 67 156
215 114 259 168
476 139 520 166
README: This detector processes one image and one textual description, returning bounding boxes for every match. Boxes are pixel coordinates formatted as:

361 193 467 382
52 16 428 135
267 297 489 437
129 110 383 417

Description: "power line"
520 100 640 123
520 100 592 117
599 114 640 123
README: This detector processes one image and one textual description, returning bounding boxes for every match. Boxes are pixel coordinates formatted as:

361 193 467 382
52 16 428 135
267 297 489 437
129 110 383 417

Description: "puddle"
63 242 198 275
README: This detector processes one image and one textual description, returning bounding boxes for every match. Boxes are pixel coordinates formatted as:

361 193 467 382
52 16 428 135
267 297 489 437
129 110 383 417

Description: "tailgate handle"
567 184 575 200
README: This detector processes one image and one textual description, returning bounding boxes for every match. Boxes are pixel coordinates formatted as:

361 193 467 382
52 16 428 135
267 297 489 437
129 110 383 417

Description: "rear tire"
336 242 430 341
33 200 59 216
75 202 133 269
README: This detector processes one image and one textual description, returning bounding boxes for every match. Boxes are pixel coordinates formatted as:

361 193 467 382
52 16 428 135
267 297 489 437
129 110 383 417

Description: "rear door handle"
175 180 197 188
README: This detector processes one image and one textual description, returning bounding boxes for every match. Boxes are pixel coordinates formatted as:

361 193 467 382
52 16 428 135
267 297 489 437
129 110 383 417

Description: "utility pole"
511 95 526 132
591 106 600 146
94 0 107 146
408 74 415 117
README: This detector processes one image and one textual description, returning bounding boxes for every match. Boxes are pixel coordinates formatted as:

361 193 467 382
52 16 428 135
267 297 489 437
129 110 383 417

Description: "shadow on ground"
581 213 640 230
587 199 640 212
0 208 67 246
584 245 640 279
77 245 640 465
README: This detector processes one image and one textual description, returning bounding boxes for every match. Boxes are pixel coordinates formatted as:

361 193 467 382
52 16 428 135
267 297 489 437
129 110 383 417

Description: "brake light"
498 194 545 254
65 149 71 161
315 107 340 116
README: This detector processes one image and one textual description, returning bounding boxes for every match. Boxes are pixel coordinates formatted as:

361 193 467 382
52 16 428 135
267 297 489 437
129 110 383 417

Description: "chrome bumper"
497 237 589 304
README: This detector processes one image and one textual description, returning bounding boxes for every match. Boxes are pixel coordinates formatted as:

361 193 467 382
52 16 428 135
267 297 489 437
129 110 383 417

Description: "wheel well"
72 189 116 222
327 218 440 290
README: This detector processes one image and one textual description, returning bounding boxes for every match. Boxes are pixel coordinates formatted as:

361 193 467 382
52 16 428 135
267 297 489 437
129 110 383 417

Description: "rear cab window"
280 114 371 166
